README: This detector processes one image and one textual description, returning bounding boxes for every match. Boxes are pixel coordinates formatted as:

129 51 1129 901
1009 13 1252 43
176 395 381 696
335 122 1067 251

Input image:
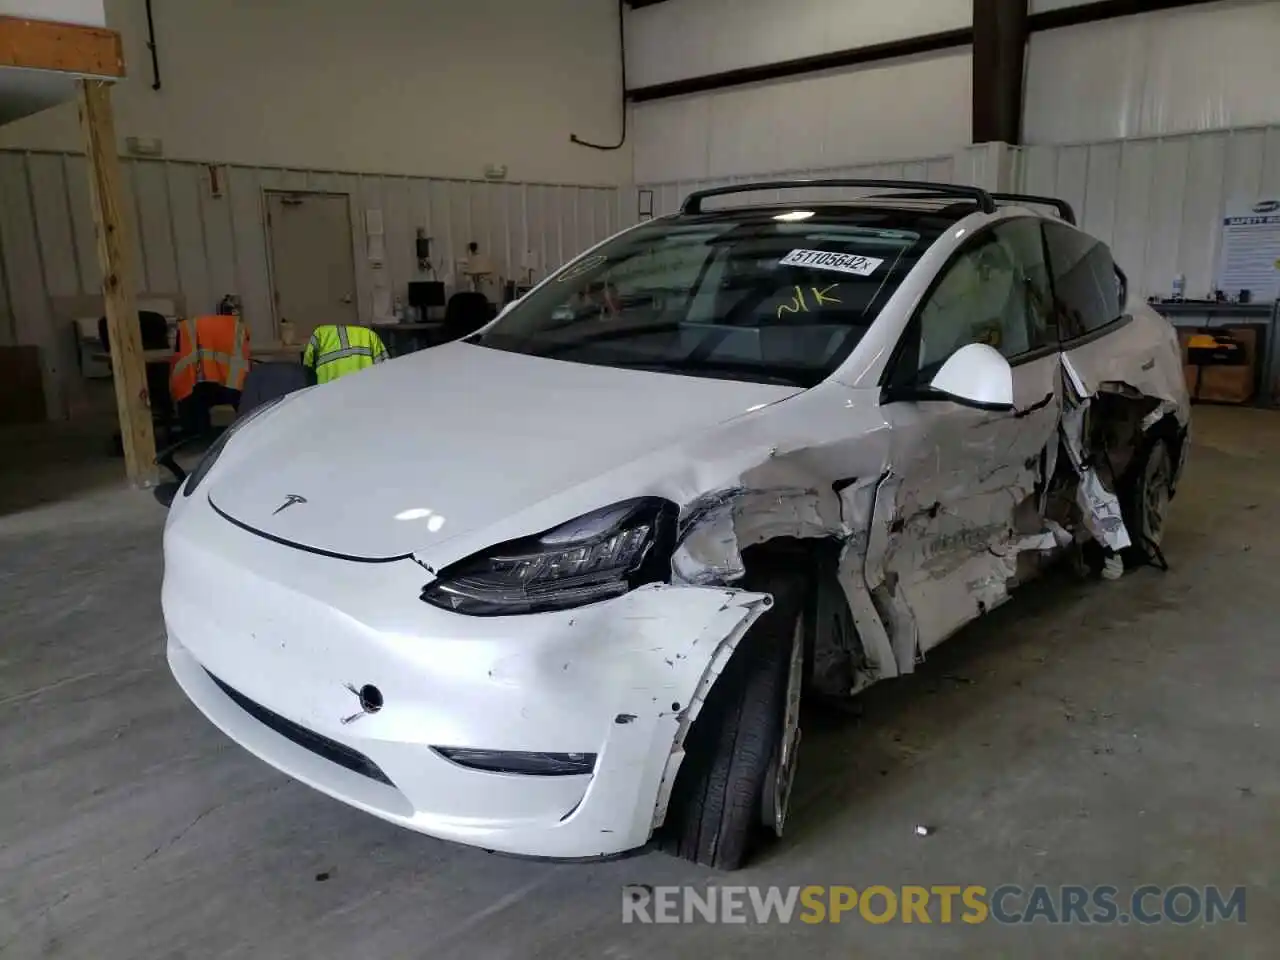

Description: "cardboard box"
1179 326 1258 404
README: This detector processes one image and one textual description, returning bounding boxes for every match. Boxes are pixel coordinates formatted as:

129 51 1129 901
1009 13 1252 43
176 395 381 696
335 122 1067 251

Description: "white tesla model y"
163 181 1190 869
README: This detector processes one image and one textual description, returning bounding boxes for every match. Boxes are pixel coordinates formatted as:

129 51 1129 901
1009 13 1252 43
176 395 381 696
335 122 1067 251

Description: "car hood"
207 343 802 561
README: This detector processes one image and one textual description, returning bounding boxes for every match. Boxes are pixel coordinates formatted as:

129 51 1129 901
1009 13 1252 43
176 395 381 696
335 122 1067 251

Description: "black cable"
145 0 162 90
571 0 627 150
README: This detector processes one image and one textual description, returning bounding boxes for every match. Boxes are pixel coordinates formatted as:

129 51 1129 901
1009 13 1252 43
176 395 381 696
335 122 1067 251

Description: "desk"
252 344 305 363
371 321 446 357
93 345 302 365
1150 300 1280 407
94 349 170 364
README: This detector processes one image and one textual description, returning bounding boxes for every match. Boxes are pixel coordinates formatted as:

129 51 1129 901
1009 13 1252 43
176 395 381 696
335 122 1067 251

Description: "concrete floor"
2 406 1277 959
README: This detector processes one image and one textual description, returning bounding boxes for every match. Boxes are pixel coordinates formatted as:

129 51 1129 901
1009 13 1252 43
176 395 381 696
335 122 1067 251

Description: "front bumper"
162 495 768 858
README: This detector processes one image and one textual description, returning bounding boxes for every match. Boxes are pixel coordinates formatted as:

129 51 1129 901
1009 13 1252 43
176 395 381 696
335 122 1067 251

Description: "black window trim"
1040 221 1133 349
878 215 1058 396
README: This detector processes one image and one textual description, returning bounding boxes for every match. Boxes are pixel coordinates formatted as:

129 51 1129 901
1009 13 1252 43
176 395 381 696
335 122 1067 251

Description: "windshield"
471 210 945 387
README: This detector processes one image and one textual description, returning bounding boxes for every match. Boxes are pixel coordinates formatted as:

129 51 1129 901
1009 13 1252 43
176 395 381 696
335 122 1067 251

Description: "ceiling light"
774 210 815 222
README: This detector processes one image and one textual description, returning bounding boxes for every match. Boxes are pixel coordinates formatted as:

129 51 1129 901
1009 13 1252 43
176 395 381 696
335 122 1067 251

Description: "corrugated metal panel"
1024 1 1280 145
1012 125 1280 299
626 0 971 89
165 162 212 318
0 149 621 419
133 160 180 294
631 49 972 184
0 152 59 413
226 166 274 343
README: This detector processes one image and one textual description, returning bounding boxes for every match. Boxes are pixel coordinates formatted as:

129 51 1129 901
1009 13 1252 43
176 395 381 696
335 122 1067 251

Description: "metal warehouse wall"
625 0 971 89
0 0 629 186
630 50 972 185
1025 1 1280 146
1016 126 1280 300
636 124 1280 308
0 150 625 419
629 0 1280 189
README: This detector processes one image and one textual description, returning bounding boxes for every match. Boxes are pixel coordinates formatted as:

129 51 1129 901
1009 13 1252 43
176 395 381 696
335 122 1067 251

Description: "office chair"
239 361 310 417
442 291 494 341
98 311 175 442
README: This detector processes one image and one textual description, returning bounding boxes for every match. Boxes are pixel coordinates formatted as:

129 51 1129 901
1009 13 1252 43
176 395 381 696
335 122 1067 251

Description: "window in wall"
1043 222 1123 338
912 219 1056 380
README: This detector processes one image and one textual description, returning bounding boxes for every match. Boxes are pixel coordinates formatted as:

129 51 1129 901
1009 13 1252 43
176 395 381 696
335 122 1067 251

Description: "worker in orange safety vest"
170 311 251 437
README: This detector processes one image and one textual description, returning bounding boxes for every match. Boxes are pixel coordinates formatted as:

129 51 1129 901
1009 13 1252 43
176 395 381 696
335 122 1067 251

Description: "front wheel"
1122 434 1175 568
660 571 806 870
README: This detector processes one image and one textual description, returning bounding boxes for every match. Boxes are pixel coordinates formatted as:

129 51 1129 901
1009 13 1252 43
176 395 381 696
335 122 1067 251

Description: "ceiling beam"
0 16 124 78
628 27 972 103
1027 0 1210 31
627 0 1215 103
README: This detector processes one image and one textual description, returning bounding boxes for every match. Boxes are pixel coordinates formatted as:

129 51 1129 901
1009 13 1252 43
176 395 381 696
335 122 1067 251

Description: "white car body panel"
206 343 802 564
162 199 1191 860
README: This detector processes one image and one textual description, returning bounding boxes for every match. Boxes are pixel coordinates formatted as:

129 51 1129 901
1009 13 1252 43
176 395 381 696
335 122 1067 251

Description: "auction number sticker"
780 249 883 277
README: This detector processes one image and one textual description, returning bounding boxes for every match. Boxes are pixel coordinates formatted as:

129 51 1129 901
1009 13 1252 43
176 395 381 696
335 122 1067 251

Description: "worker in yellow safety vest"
302 324 389 385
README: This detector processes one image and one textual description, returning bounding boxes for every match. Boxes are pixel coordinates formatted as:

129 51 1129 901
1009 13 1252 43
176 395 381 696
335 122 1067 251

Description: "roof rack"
679 179 996 215
990 192 1077 225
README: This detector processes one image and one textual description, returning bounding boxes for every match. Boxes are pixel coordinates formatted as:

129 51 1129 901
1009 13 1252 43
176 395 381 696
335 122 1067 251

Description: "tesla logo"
272 494 308 515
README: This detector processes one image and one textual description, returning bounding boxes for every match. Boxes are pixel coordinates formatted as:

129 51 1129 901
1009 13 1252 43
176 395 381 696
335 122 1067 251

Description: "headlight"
420 497 677 616
183 395 287 498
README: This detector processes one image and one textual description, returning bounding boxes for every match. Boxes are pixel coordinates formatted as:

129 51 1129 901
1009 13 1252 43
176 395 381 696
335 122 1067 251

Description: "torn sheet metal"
670 477 898 687
1060 304 1192 428
658 317 1188 705
671 486 841 587
1059 375 1133 553
1074 468 1131 551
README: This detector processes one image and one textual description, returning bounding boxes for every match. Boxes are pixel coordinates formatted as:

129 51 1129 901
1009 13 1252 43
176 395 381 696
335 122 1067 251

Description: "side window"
1043 222 1123 337
912 219 1055 380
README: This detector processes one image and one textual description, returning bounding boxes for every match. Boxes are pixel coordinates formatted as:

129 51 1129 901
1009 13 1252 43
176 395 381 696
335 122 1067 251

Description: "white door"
869 217 1063 662
266 192 359 338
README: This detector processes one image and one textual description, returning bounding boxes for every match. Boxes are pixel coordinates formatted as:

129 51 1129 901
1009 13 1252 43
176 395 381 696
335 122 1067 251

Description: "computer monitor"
408 281 446 310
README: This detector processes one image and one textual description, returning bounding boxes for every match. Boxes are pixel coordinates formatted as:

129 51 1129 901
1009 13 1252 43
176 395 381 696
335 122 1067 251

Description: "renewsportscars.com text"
622 884 1247 926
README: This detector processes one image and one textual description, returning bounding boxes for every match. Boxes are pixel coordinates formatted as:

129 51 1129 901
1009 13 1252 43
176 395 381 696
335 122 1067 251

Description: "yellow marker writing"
776 285 809 319
812 283 841 307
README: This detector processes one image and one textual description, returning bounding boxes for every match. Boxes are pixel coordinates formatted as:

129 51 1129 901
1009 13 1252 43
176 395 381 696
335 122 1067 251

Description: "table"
1150 300 1280 408
252 344 305 363
92 348 172 364
370 321 446 357
93 344 302 365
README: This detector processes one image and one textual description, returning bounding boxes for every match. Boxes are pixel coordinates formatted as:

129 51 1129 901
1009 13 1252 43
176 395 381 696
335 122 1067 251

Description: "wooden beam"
972 0 1028 144
0 16 124 77
78 79 157 487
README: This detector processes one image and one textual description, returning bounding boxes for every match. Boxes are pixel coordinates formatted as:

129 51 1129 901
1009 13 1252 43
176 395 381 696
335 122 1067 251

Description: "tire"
661 571 806 870
1121 433 1174 567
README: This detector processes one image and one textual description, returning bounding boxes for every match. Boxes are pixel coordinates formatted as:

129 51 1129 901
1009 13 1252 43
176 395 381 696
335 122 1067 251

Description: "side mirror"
928 342 1015 411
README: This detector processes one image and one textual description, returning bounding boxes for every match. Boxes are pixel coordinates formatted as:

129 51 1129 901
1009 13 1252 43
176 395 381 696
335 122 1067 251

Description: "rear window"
471 214 936 387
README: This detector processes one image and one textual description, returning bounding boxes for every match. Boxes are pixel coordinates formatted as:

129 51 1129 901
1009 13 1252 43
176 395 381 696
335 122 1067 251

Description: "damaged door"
1044 223 1184 406
867 218 1063 666
1042 222 1186 554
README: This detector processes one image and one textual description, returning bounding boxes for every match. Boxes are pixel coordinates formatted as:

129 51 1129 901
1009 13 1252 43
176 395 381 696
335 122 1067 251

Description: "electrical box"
125 136 164 157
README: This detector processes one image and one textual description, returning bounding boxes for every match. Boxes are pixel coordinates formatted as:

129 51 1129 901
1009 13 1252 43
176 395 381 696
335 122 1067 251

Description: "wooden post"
77 78 157 487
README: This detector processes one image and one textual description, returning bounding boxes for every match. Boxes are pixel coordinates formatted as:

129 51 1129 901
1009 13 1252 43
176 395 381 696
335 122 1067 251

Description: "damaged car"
162 179 1190 870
